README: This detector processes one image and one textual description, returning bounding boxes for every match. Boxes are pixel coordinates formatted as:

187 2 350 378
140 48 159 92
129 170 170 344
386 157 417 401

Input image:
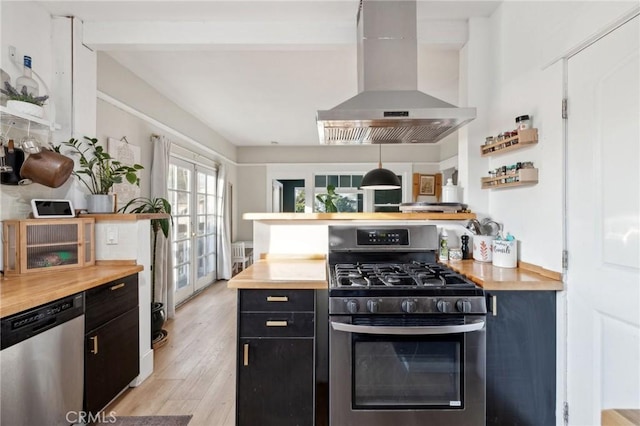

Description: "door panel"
170 158 219 303
567 15 640 424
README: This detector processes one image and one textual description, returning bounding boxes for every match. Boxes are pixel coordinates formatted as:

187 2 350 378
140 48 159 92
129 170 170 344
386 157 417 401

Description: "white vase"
6 100 44 118
86 194 115 213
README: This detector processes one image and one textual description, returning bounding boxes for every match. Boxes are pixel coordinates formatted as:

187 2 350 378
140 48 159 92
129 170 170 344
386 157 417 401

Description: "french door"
168 157 218 304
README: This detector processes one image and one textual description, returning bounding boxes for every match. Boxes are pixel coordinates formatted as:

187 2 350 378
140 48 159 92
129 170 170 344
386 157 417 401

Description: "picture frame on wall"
419 174 436 196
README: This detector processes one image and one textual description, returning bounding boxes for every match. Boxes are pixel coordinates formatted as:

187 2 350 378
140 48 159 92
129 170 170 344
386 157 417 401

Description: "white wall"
97 53 238 164
475 0 638 273
236 165 266 241
0 2 65 222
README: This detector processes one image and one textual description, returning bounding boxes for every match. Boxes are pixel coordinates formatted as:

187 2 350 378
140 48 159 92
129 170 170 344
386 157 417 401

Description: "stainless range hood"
317 0 476 145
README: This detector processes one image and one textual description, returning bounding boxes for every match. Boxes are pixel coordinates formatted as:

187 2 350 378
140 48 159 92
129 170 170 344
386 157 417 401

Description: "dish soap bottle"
439 229 449 262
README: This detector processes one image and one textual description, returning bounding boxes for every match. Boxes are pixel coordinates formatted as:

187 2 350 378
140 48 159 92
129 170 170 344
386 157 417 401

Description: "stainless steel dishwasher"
1 293 84 426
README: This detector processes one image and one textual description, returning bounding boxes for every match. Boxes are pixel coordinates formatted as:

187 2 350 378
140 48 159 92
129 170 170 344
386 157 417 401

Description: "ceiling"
37 1 501 147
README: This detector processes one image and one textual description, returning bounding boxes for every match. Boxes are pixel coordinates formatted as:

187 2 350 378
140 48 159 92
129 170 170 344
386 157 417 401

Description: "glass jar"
516 115 531 130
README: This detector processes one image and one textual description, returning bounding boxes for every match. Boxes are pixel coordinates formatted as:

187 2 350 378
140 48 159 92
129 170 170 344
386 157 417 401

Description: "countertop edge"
445 260 564 291
1 265 144 318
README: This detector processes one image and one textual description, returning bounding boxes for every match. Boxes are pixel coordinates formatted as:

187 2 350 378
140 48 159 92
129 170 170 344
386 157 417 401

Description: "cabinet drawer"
86 274 138 332
240 312 315 338
239 289 314 312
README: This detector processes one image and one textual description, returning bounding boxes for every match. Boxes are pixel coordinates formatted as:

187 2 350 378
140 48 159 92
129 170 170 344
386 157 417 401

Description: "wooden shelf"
0 105 61 131
482 168 538 189
481 128 538 156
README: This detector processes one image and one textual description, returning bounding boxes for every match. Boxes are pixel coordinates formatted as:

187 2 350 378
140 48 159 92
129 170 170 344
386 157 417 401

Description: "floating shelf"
481 128 538 156
0 105 61 131
481 168 539 189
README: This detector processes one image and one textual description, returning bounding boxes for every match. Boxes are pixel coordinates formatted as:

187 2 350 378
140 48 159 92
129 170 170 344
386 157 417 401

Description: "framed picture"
107 137 141 209
419 174 436 196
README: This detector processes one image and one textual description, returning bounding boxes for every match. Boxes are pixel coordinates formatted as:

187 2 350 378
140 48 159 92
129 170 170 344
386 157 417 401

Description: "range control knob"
367 300 379 313
346 299 360 314
437 300 451 313
401 300 417 313
456 299 472 313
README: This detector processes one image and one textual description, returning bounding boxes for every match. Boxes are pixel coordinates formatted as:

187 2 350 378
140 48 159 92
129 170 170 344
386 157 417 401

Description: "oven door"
329 315 486 426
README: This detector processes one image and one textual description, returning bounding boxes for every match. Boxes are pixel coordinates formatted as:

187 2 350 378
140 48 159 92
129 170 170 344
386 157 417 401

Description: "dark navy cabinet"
236 289 315 426
485 291 557 426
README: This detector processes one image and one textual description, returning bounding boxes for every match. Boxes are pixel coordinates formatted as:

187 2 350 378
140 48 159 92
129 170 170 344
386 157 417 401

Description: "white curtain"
150 135 176 319
217 164 233 279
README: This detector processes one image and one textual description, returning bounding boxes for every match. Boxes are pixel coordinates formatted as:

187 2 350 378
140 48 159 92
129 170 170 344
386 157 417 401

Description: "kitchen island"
229 256 328 426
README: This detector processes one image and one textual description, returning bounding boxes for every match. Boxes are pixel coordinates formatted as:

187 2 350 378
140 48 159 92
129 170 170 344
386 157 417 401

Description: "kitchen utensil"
466 219 482 235
480 219 502 237
20 148 74 188
0 135 12 173
0 140 24 185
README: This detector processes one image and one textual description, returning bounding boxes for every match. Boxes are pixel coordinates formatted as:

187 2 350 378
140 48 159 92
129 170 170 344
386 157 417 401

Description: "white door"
566 15 639 425
168 157 219 304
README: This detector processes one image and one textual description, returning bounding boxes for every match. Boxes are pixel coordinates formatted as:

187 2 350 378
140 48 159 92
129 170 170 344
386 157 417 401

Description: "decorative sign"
107 137 141 209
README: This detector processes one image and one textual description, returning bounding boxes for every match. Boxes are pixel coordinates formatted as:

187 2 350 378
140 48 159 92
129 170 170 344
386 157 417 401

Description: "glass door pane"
195 169 217 290
169 160 194 304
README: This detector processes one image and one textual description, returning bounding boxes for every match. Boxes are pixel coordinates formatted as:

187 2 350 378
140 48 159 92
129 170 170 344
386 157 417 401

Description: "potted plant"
55 136 143 213
1 81 49 118
119 197 172 342
315 184 339 212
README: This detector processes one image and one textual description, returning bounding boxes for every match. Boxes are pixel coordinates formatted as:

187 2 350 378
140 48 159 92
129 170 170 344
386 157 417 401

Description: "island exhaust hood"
317 0 476 144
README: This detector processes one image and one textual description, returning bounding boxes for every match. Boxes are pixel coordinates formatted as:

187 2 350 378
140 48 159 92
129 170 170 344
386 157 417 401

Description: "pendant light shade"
361 144 401 190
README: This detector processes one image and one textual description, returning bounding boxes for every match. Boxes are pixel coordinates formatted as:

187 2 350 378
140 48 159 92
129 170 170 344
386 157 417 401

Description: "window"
313 173 401 212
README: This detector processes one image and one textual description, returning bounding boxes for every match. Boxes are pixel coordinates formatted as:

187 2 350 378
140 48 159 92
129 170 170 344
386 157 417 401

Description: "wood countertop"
80 213 170 221
243 212 476 221
227 258 327 290
444 260 564 291
602 409 640 425
1 265 143 318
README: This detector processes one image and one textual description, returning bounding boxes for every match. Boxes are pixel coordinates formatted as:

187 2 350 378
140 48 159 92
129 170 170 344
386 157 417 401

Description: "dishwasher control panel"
1 293 84 350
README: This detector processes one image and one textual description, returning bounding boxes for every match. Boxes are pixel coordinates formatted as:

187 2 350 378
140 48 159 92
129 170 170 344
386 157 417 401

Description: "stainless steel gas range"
328 225 487 426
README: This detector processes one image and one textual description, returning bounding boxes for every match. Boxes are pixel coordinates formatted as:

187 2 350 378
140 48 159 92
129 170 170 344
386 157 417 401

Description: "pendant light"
361 144 401 190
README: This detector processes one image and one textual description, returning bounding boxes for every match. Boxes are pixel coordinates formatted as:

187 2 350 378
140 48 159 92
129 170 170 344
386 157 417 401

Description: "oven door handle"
330 320 485 335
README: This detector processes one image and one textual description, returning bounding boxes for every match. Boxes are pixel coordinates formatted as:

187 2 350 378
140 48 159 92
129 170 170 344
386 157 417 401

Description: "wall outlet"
106 226 118 245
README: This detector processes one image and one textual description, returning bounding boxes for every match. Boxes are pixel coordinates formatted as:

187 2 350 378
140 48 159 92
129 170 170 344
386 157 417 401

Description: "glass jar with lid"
516 115 531 130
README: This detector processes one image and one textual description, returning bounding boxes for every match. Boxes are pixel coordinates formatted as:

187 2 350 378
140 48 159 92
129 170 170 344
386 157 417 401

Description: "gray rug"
110 415 192 426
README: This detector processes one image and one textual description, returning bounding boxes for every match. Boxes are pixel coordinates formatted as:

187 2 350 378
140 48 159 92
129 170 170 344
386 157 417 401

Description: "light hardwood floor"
107 281 237 426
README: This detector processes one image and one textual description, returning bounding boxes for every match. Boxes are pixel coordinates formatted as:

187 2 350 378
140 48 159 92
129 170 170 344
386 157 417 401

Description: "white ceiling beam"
83 19 469 50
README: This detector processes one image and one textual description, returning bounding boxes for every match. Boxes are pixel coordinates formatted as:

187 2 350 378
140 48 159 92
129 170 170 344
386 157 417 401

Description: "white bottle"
16 56 38 96
442 178 459 203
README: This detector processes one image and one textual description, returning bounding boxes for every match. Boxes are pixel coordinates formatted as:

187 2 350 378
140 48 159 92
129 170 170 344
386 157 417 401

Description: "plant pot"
7 100 44 118
86 194 115 213
151 302 166 340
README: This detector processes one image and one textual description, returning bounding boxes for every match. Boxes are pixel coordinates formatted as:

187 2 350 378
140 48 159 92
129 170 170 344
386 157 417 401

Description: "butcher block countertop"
0 264 143 318
228 258 327 290
243 212 476 221
445 260 564 291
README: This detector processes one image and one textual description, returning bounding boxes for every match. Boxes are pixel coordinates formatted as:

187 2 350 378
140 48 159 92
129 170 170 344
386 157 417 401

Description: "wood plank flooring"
107 281 237 426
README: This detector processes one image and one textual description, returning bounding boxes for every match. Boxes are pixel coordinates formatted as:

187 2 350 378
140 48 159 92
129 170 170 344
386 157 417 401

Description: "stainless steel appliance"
1 293 84 426
328 225 486 426
316 0 476 145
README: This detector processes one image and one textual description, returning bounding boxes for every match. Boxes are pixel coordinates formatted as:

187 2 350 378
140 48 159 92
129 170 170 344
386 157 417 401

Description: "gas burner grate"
332 261 474 289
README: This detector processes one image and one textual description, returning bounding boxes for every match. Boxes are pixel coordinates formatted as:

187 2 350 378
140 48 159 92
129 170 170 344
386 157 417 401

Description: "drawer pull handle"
266 296 288 302
492 295 498 316
266 320 288 327
243 343 249 366
110 283 126 291
90 336 99 354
